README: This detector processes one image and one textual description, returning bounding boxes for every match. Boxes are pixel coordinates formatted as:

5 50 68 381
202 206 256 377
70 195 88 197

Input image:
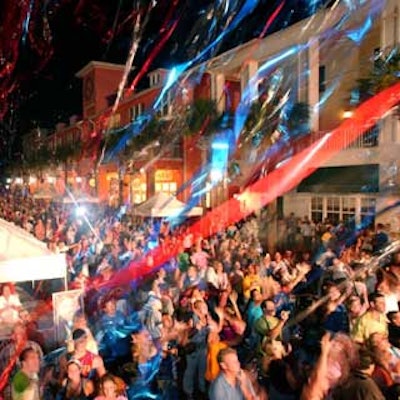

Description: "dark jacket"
332 370 385 400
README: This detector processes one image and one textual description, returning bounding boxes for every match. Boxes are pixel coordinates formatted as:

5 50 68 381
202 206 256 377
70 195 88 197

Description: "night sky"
0 0 331 157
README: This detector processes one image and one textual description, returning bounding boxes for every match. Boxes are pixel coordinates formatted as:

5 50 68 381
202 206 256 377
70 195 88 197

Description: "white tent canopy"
135 192 203 218
0 218 67 286
54 194 100 204
32 188 58 200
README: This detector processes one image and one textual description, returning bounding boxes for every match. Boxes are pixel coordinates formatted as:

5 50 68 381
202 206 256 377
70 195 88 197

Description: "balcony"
310 123 380 152
129 140 182 161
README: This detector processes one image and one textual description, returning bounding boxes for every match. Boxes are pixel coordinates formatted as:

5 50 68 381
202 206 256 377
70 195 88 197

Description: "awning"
297 164 379 193
135 192 203 217
0 218 67 285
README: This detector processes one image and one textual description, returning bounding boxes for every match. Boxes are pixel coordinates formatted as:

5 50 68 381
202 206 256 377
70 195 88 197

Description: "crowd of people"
0 186 399 400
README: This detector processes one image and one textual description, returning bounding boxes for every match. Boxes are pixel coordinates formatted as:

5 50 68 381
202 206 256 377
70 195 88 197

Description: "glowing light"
343 110 353 119
76 206 86 217
47 176 55 184
6 178 11 183
211 142 229 150
76 176 82 183
210 169 223 183
15 178 23 185
28 176 37 184
21 0 34 45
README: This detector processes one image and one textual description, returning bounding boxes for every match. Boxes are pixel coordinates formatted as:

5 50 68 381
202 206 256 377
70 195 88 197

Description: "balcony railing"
347 124 379 148
311 124 380 151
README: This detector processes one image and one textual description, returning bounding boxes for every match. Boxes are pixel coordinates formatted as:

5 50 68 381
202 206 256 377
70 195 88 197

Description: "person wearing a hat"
71 311 98 355
65 329 106 381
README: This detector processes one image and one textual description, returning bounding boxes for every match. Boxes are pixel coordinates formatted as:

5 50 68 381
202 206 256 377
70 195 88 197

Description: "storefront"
131 174 147 204
106 172 119 207
154 169 180 197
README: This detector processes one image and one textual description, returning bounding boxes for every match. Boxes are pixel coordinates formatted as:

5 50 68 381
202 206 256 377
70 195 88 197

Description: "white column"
210 73 226 114
381 11 387 49
381 2 399 48
322 196 328 221
298 49 309 103
240 60 258 102
394 114 400 143
355 197 361 226
308 38 320 133
378 113 398 145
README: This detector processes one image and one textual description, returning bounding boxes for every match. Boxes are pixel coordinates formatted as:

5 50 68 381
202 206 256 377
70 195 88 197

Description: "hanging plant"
285 102 310 134
104 116 165 163
185 98 219 136
240 96 281 147
351 45 400 112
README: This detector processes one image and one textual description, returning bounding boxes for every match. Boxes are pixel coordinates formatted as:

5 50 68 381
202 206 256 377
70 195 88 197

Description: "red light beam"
108 82 400 287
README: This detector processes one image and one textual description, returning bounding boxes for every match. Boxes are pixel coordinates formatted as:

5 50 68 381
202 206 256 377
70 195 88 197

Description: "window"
373 47 381 71
310 195 375 226
150 73 160 87
159 92 172 117
131 178 147 204
319 65 326 93
155 182 177 197
130 103 143 121
360 197 376 228
327 197 340 224
311 196 323 222
342 197 356 228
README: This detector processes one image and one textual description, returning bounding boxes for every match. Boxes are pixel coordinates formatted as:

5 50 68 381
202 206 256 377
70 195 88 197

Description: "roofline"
202 4 350 74
148 68 170 76
75 61 127 78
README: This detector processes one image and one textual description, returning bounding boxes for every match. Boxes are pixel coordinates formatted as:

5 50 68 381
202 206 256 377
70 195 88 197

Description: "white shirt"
385 293 399 313
0 294 22 324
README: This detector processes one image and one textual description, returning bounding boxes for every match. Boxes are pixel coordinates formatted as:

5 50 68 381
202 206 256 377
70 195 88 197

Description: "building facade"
17 1 400 232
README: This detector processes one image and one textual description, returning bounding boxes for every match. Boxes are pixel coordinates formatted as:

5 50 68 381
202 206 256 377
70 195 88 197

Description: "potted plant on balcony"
351 46 400 114
185 98 219 137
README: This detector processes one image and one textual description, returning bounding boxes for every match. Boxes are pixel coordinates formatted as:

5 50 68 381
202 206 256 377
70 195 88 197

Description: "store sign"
155 169 177 182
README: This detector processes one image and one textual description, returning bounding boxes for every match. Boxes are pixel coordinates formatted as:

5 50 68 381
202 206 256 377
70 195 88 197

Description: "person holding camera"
254 299 290 351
